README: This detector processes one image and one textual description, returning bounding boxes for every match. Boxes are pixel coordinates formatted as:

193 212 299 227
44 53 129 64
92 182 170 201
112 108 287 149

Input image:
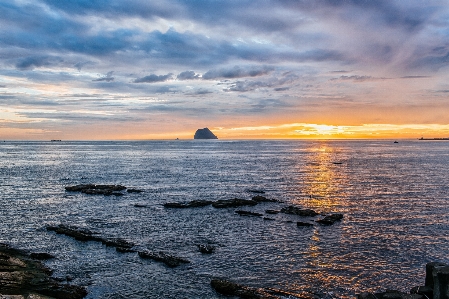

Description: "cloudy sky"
2 0 449 139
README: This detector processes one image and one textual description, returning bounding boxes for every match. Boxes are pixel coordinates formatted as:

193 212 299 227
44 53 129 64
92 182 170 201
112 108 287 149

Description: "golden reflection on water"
289 142 358 297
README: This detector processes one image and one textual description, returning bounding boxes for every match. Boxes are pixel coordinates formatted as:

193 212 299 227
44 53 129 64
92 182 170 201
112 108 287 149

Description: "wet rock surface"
198 244 215 254
0 244 87 299
65 184 127 196
138 251 190 268
212 198 258 208
316 213 344 225
297 221 314 227
235 210 263 217
251 195 278 203
210 279 308 299
164 200 214 208
280 206 319 217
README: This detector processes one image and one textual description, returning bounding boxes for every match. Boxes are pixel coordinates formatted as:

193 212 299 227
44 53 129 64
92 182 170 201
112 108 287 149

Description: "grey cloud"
203 66 274 80
223 72 299 92
15 56 63 70
177 71 201 80
93 71 115 82
133 73 173 83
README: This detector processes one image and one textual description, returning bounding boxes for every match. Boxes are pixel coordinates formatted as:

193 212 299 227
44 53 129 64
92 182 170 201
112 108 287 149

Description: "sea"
1 139 449 298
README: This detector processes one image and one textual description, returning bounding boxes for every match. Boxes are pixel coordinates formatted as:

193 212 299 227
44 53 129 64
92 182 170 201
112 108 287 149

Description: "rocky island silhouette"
194 127 218 139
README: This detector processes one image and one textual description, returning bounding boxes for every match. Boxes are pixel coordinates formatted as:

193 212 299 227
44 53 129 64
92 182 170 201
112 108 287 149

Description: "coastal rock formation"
280 206 319 217
316 213 344 225
297 221 314 227
210 279 308 299
164 200 214 208
0 243 87 299
212 198 258 208
251 195 278 203
235 210 263 217
65 184 126 196
138 250 190 268
198 244 215 254
194 128 218 139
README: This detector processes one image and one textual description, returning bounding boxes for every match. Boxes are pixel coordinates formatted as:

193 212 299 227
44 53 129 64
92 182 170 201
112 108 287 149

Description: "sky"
2 0 449 140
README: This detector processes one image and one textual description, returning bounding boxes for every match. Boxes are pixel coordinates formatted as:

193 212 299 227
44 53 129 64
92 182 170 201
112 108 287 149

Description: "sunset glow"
1 1 449 140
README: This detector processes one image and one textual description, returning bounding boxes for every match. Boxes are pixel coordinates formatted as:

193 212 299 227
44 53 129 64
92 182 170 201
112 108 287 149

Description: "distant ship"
50 139 62 142
418 137 449 140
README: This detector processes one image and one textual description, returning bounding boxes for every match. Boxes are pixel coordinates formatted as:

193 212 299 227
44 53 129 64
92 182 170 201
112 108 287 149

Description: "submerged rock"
210 279 308 299
212 198 257 208
29 252 55 260
46 224 102 242
0 243 87 299
127 188 144 193
194 127 218 139
65 184 126 195
265 209 280 214
138 250 190 268
297 221 314 227
164 200 214 208
235 210 263 217
280 206 319 217
198 244 215 254
247 189 265 194
316 213 344 225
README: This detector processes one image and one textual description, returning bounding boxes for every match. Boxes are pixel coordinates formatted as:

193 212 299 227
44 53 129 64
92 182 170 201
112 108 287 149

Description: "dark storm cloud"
133 74 173 83
177 71 201 80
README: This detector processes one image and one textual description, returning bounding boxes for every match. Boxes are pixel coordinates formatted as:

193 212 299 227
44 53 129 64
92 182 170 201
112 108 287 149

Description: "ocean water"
1 139 449 298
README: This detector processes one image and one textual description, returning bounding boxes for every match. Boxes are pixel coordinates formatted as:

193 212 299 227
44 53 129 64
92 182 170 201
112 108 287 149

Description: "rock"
46 224 102 242
263 217 275 221
235 210 263 217
426 262 447 287
29 253 55 260
316 213 343 225
357 292 378 299
0 244 87 299
280 206 319 217
212 198 257 208
127 188 144 193
134 203 148 208
210 279 303 299
410 286 433 298
265 210 280 214
198 244 215 254
432 265 449 299
164 200 214 208
65 184 126 196
297 221 314 227
101 238 134 249
194 128 218 139
138 251 190 268
251 196 277 203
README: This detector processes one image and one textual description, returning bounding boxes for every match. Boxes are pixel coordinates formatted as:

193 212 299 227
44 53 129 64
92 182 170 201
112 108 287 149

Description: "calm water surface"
1 140 449 298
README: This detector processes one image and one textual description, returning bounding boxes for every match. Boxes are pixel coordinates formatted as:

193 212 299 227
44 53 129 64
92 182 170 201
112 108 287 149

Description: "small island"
194 128 218 139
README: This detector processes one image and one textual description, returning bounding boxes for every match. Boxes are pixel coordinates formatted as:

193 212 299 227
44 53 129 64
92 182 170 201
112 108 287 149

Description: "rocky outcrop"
280 206 319 217
137 251 190 268
127 188 144 193
212 198 257 208
0 243 87 299
316 213 343 225
265 209 280 214
235 210 263 217
194 128 218 139
65 184 126 196
210 279 308 299
198 244 215 254
164 200 214 208
297 221 314 227
46 224 135 252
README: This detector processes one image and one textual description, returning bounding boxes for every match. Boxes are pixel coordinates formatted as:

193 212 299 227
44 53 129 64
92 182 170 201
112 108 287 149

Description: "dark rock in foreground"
212 198 257 208
211 279 309 299
316 213 344 225
0 243 87 299
235 210 263 217
198 244 215 254
138 250 190 268
29 252 55 260
194 127 218 139
280 206 319 217
65 184 127 196
46 224 102 242
164 200 214 208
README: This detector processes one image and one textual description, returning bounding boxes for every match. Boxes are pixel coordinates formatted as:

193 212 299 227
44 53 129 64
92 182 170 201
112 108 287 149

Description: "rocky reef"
0 243 87 299
193 127 218 139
